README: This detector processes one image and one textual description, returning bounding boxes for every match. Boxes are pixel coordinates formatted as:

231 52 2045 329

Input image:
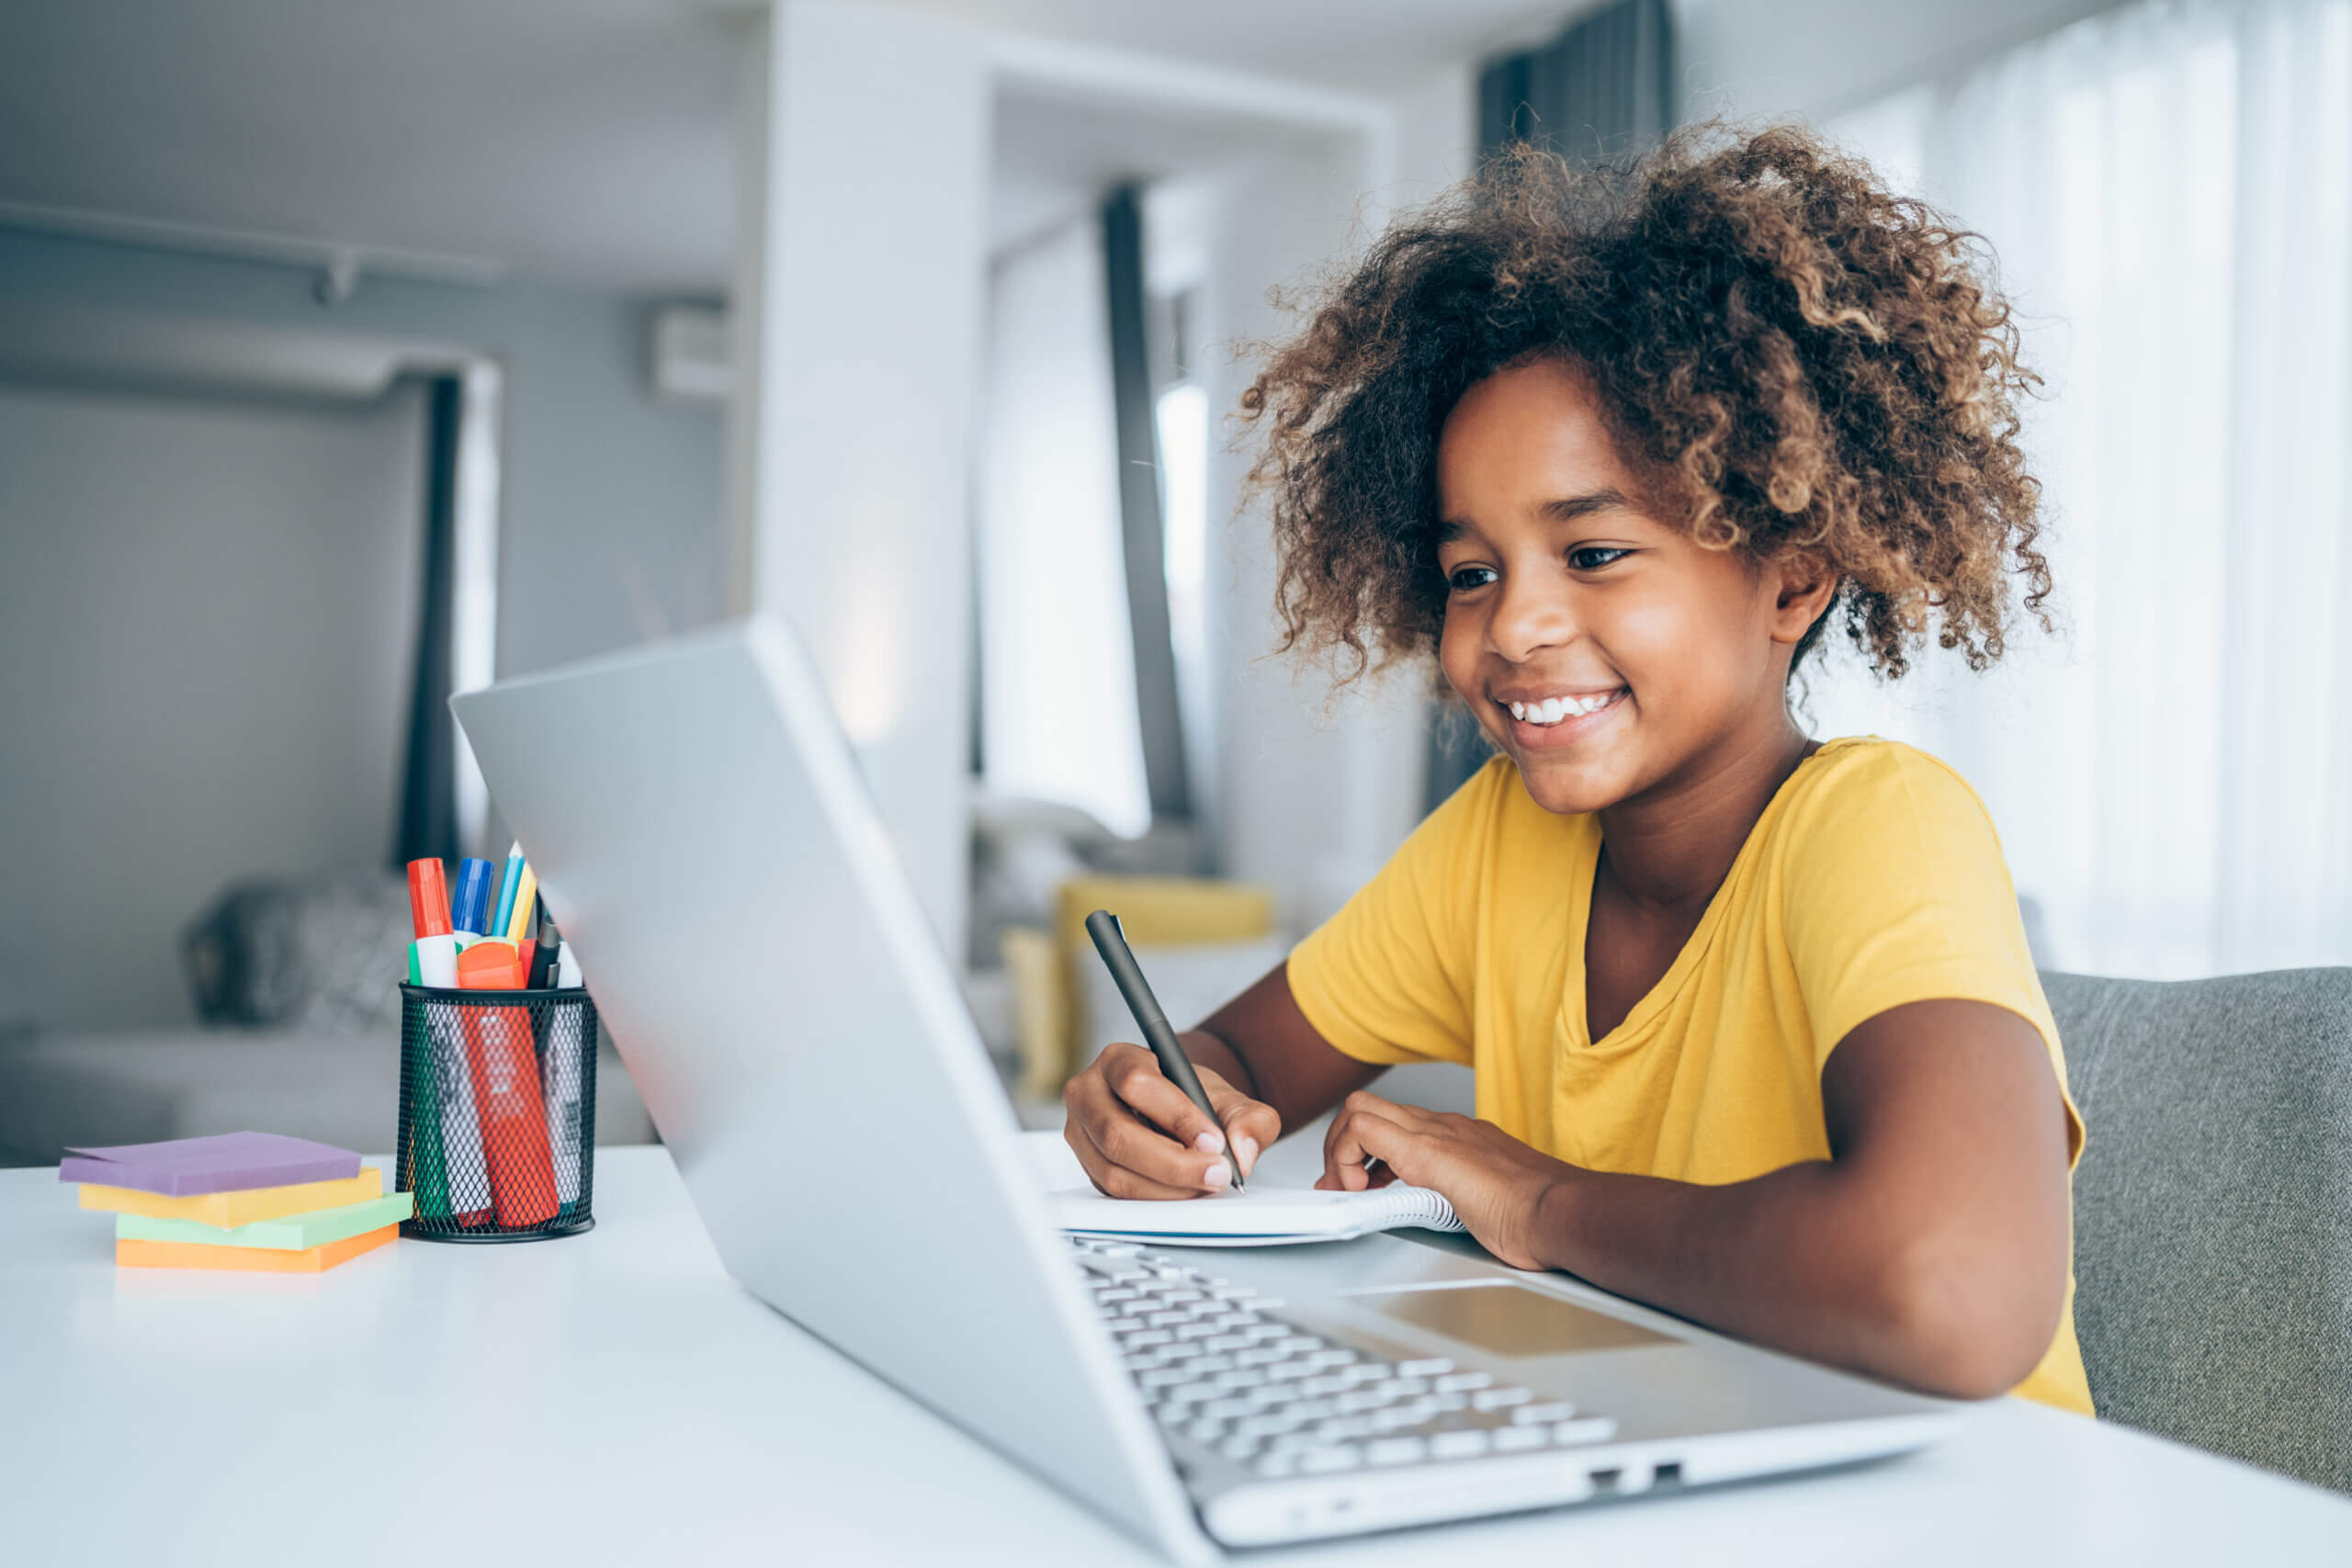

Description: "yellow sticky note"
79 1167 386 1226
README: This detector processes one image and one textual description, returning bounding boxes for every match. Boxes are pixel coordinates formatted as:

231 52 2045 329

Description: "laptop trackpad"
1362 1281 1676 1358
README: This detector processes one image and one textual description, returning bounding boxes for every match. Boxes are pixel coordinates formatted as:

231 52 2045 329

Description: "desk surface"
3 1145 2345 1565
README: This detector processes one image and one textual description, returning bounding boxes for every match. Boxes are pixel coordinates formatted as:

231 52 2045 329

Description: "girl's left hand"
1317 1091 1575 1271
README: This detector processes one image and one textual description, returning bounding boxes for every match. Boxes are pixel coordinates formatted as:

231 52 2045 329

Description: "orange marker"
456 941 560 1226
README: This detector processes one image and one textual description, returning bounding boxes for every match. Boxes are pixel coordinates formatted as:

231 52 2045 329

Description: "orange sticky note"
116 1224 399 1272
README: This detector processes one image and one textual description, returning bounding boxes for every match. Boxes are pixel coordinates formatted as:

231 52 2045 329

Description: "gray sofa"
2047 966 2352 1495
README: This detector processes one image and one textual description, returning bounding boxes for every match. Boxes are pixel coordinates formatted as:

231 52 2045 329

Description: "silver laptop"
452 617 1957 1560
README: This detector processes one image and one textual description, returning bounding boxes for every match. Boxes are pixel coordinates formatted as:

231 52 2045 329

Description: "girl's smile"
1491 683 1629 750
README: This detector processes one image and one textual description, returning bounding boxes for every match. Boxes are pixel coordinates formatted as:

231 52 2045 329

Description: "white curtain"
1815 0 2352 978
976 219 1152 838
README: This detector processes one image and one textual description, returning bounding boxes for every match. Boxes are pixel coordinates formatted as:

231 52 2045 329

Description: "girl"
1062 126 2090 1414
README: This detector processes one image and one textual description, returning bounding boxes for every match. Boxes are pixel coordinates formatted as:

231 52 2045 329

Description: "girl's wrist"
1526 1165 1586 1274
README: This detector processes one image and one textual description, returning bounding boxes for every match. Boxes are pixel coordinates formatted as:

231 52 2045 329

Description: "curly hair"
1239 122 2052 683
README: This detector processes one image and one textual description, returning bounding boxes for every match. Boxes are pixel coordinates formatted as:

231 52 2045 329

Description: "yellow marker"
79 1167 387 1227
503 862 537 946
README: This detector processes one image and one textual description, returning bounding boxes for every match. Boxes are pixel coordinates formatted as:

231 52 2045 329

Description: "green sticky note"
115 1191 416 1250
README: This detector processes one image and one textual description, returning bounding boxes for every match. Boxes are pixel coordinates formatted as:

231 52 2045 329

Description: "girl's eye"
1446 564 1498 592
1568 546 1630 570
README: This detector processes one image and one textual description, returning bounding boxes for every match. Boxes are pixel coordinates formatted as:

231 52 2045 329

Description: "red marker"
456 941 560 1226
406 858 452 939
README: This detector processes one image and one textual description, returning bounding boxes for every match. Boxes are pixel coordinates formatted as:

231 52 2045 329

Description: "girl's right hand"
1062 1042 1280 1199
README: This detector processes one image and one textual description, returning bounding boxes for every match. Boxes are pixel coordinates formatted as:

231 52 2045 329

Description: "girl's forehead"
1441 363 1631 481
1438 361 1647 524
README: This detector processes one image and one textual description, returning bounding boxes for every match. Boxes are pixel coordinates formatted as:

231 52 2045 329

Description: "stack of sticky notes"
62 1132 414 1272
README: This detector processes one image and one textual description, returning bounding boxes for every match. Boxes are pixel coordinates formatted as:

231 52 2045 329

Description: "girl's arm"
1319 997 2075 1400
1062 963 1382 1198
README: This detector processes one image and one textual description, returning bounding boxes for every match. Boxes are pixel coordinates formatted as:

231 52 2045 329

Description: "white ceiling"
0 0 1578 293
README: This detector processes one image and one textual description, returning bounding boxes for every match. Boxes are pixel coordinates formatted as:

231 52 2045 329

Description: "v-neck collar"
1560 738 1857 1052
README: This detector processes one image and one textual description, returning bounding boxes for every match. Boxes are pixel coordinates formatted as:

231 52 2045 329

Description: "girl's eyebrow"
1540 487 1634 523
1434 486 1632 542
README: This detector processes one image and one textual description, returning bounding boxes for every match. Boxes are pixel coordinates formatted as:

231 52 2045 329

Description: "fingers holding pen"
1066 1044 1236 1195
1206 1084 1280 1180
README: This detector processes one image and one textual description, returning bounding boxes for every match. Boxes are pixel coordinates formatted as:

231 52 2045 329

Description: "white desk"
4 1146 2345 1564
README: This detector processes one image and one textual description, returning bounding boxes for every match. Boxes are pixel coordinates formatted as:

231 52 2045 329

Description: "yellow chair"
1005 875 1276 1100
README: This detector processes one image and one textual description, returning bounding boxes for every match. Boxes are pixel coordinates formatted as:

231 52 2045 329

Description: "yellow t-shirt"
1286 737 2093 1416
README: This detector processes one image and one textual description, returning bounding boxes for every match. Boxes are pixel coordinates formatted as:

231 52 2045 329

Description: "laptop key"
1510 1401 1577 1425
1473 1387 1534 1412
1396 1357 1454 1378
1430 1429 1491 1460
1491 1425 1548 1451
1299 1446 1363 1473
1365 1437 1428 1467
1234 1412 1310 1438
1370 1406 1434 1433
1552 1416 1618 1446
1435 1371 1493 1393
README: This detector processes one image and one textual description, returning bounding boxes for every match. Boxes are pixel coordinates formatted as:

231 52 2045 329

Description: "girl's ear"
1770 555 1839 646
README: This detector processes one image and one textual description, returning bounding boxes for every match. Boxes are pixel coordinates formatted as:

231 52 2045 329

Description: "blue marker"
451 857 497 942
489 840 526 940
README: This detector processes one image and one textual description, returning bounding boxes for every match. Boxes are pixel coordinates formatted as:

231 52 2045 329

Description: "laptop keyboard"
1069 1237 1615 1479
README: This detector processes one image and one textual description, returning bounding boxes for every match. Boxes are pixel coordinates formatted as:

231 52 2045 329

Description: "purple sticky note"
58 1132 362 1196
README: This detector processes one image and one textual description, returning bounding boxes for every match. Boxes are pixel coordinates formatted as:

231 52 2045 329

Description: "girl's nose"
1486 570 1575 663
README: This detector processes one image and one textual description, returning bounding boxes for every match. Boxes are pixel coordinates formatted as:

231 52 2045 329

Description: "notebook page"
1053 1183 1463 1245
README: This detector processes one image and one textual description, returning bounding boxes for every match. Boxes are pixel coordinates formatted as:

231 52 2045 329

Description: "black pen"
1083 908 1244 1192
528 899 561 989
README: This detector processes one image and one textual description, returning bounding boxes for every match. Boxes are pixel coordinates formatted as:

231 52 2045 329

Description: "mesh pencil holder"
397 983 598 1241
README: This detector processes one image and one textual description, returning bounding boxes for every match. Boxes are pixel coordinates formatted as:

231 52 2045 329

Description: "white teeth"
1506 690 1619 727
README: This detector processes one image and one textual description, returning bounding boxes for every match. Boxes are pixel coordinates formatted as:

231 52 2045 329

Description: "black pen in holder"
396 983 598 1241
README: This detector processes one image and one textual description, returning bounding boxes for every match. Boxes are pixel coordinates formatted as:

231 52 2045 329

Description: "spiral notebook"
1053 1183 1464 1247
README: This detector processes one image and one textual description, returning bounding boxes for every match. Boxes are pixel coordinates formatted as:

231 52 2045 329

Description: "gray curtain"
1102 183 1192 823
1423 0 1677 817
391 374 462 868
1478 0 1675 163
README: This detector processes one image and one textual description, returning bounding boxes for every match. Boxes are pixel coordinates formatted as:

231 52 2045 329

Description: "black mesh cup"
397 982 597 1241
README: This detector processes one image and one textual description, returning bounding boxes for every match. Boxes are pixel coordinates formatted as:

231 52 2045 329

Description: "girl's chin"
1513 761 1630 817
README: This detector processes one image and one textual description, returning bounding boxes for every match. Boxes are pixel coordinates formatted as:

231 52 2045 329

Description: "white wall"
1200 138 1431 933
0 378 424 1029
0 229 729 688
738 0 991 953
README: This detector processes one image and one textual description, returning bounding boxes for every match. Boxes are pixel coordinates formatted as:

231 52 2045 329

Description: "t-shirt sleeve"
1283 759 1505 1067
1781 745 2083 1160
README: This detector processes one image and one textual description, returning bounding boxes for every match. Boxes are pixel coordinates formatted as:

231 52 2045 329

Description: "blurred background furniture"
0 870 652 1167
2046 966 2352 1496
